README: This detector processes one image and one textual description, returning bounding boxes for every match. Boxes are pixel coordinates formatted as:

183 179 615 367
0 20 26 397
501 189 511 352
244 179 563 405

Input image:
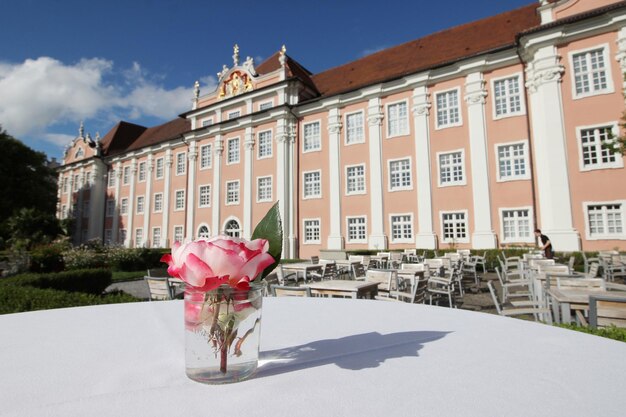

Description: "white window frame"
227 137 240 165
174 189 185 211
583 200 626 240
197 223 211 239
152 227 161 248
303 218 321 244
387 157 413 192
120 198 129 215
153 193 163 213
104 229 113 245
119 228 127 245
223 217 242 238
155 158 164 179
303 120 322 153
437 149 467 187
61 205 67 219
576 122 623 171
259 100 274 111
136 195 145 214
227 109 241 119
346 216 368 244
173 225 184 243
63 176 69 193
345 163 366 195
122 166 130 185
440 210 470 244
138 161 146 182
106 200 115 217
257 129 273 159
201 117 213 127
302 170 322 199
199 144 212 170
434 87 462 130
491 72 526 120
499 206 534 244
257 176 273 203
568 43 614 100
176 152 186 176
345 110 365 145
389 213 414 244
225 180 240 205
495 140 531 182
198 184 211 208
134 228 143 247
386 99 409 138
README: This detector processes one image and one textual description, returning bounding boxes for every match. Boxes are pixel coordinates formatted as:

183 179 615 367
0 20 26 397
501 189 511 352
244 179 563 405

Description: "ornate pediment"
216 45 257 101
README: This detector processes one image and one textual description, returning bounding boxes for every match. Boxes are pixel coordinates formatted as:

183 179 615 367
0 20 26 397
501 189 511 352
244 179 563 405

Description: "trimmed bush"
29 243 66 273
0 285 141 315
0 269 112 295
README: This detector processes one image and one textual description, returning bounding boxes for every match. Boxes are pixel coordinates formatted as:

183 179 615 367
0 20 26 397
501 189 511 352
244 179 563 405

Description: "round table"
1 298 625 416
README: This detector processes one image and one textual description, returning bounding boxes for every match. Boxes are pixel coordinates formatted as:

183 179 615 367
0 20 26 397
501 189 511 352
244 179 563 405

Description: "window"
175 190 185 210
501 208 532 243
176 152 186 175
136 196 145 214
135 228 143 247
108 171 116 187
120 198 129 215
106 200 115 217
198 225 211 238
228 110 240 119
173 226 184 243
441 212 468 243
152 227 161 248
155 158 164 179
387 101 408 137
83 201 89 218
73 175 80 191
257 176 272 202
303 171 321 198
493 75 522 117
303 121 321 152
119 229 127 244
84 172 91 186
153 193 163 213
61 205 67 219
259 101 273 110
62 177 69 193
199 185 211 208
438 151 465 186
496 142 528 181
226 181 240 205
122 166 130 185
578 125 622 170
571 47 611 97
436 89 461 128
389 158 412 191
75 148 84 159
225 219 241 237
346 112 364 144
200 144 212 169
104 229 113 245
346 165 366 195
258 130 272 159
347 217 367 243
586 202 625 239
227 138 240 164
201 118 213 127
303 219 321 244
138 162 146 182
390 214 413 242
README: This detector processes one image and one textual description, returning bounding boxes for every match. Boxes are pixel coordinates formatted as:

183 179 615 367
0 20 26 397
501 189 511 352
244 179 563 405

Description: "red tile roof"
99 121 147 156
99 118 190 157
125 118 190 153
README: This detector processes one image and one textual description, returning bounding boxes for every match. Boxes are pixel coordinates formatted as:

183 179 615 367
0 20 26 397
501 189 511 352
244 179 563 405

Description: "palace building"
57 0 626 258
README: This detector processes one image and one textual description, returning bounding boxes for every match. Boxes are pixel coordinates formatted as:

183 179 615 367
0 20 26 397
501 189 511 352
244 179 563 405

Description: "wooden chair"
275 264 298 285
263 272 280 296
351 262 367 280
310 262 338 281
487 281 552 324
389 273 429 304
365 270 395 296
271 285 311 297
144 276 173 301
589 295 626 328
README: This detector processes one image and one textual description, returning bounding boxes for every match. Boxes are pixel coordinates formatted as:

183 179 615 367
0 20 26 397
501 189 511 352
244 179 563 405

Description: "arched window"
224 219 241 238
197 225 210 239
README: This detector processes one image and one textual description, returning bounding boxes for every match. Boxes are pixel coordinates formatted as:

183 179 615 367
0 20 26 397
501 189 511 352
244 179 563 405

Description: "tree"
0 127 59 246
6 208 62 250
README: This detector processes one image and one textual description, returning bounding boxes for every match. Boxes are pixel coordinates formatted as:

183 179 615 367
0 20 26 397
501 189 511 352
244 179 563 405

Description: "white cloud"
0 56 216 141
360 46 388 57
43 133 76 147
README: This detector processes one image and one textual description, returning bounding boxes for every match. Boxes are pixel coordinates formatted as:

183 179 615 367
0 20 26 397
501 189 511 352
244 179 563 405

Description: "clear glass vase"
184 283 263 384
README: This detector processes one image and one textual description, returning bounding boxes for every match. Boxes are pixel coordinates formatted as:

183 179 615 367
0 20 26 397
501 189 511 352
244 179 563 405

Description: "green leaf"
251 201 282 279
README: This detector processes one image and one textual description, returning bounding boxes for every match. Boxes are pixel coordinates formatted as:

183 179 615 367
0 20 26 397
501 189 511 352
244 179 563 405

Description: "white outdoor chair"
487 281 552 324
495 266 532 304
351 262 367 280
275 264 299 285
365 270 395 296
144 276 174 301
427 268 456 307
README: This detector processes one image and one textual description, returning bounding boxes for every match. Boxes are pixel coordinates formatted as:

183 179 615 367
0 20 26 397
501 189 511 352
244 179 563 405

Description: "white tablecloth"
1 298 625 417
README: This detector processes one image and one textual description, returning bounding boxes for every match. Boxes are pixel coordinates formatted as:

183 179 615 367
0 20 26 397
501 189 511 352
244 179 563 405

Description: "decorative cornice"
245 132 256 150
464 79 488 106
367 104 384 126
327 113 342 134
412 90 431 117
525 51 564 93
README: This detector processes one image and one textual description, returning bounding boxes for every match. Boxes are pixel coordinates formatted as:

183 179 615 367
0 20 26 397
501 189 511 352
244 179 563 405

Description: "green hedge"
555 323 626 343
0 285 141 315
0 269 112 295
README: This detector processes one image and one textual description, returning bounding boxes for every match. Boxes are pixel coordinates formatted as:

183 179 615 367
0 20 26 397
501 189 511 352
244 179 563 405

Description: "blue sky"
0 0 533 160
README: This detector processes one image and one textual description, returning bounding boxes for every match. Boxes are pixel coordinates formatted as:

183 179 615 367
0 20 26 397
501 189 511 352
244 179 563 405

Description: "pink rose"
161 235 275 290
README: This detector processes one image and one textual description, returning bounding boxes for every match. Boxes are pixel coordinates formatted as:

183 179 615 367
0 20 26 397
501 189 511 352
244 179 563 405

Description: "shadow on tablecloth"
255 330 450 377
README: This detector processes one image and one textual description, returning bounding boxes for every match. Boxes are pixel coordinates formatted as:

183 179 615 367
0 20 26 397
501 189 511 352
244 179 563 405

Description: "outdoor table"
547 288 626 324
281 262 323 282
2 298 626 417
301 280 379 299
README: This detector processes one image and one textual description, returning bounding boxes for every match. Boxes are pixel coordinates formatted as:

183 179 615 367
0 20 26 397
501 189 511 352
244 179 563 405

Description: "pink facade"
58 1 626 257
